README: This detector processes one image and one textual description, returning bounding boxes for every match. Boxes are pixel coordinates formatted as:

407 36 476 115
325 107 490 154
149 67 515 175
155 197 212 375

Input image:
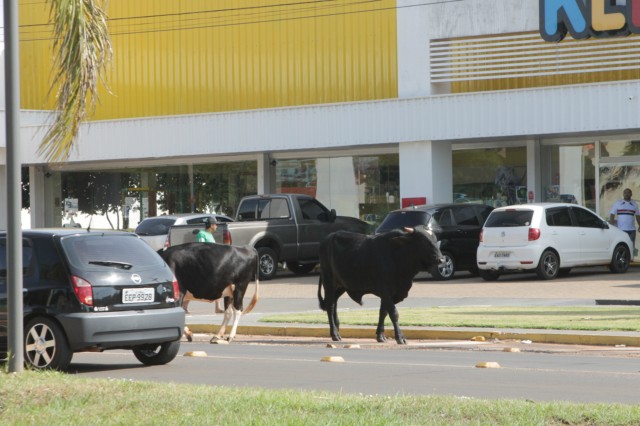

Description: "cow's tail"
243 253 260 315
317 273 327 311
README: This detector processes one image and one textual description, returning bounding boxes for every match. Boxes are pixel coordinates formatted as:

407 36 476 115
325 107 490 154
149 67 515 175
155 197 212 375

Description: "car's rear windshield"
484 210 534 227
134 218 175 236
376 211 430 233
61 234 164 270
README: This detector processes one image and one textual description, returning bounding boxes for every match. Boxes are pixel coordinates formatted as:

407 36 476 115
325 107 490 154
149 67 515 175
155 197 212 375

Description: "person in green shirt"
196 218 217 243
184 217 224 313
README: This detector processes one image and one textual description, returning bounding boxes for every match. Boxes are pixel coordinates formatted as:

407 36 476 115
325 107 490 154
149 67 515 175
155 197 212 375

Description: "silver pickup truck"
167 193 368 280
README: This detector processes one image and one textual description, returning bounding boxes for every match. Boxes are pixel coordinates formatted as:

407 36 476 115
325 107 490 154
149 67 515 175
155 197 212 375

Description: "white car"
476 203 632 280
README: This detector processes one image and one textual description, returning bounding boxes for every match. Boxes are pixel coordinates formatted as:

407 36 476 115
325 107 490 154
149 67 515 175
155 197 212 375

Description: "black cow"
317 227 444 344
158 243 259 343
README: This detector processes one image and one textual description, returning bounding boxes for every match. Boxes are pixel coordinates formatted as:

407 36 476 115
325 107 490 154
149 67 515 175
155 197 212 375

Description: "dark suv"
376 203 494 279
0 229 185 370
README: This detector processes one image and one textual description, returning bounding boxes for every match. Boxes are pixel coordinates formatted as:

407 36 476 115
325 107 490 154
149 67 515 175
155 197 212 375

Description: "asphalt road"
66 265 640 404
71 337 640 404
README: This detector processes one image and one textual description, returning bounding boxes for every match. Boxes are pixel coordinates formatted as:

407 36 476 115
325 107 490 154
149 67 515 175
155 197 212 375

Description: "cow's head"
403 226 445 269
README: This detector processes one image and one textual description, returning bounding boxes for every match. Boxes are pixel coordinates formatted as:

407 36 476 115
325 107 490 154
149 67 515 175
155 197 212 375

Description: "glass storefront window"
452 147 527 207
58 161 257 230
600 140 640 157
599 164 640 217
599 139 640 216
275 154 399 229
541 144 596 210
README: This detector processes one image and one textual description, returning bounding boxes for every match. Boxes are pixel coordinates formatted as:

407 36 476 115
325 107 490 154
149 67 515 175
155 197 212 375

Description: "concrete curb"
186 324 640 347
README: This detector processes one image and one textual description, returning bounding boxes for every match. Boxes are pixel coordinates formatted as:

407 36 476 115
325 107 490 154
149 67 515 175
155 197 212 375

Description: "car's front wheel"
536 250 559 280
133 340 181 366
431 252 456 280
609 244 630 274
257 247 278 280
24 316 73 371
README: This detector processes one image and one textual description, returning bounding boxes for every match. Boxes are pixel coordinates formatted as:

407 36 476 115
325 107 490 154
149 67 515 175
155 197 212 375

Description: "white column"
397 0 432 97
29 166 45 228
0 163 5 228
257 153 276 194
399 140 452 206
526 138 541 202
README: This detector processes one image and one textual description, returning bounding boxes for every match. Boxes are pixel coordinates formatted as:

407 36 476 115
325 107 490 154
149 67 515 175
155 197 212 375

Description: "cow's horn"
403 227 414 234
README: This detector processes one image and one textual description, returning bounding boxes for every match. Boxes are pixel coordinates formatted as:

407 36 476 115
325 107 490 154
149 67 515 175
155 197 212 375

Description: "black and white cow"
317 227 444 344
158 243 259 343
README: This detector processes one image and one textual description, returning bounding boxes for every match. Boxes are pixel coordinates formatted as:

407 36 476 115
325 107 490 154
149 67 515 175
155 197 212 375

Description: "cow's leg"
376 305 388 343
211 285 235 342
325 288 346 341
384 301 406 345
183 326 193 342
212 308 232 342
225 307 243 342
327 300 341 341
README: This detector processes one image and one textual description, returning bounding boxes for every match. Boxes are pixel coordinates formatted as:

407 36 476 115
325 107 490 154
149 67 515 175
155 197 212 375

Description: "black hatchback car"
0 229 185 370
376 203 494 279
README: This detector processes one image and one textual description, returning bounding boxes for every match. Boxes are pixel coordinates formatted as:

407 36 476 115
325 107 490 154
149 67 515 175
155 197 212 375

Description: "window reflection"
452 147 527 207
275 154 399 228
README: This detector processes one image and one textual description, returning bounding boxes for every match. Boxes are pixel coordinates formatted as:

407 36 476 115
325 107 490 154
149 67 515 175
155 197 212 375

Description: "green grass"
2 371 640 425
260 306 640 331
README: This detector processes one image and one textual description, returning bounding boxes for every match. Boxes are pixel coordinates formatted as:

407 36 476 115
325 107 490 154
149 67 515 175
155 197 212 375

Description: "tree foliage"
40 0 112 162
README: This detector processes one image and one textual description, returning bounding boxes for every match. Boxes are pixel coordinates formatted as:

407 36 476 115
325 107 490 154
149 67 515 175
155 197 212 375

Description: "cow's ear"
403 227 415 234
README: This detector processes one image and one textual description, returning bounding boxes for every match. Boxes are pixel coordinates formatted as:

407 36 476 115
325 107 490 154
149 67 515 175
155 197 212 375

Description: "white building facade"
3 0 640 229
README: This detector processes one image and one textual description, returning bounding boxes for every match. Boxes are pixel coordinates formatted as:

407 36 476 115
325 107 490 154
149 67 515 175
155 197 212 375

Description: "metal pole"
4 0 23 373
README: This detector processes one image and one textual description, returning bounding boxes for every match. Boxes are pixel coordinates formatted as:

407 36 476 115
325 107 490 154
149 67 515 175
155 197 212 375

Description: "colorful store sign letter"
540 0 640 41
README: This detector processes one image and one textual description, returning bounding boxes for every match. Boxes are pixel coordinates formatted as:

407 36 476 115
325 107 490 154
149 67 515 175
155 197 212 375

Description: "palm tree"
39 0 112 162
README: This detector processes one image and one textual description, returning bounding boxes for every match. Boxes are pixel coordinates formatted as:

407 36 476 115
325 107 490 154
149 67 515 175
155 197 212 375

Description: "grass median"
259 306 640 331
2 371 640 425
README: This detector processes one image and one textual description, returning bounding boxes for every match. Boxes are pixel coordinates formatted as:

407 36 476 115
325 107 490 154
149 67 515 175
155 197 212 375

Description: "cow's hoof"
183 327 193 342
331 335 342 342
396 337 407 345
376 335 387 343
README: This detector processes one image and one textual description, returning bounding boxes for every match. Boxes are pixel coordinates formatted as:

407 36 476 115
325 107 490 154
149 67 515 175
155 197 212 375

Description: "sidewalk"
184 268 640 347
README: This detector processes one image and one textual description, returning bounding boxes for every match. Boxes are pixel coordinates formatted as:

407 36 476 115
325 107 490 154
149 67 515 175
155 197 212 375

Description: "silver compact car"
0 229 185 370
477 203 632 280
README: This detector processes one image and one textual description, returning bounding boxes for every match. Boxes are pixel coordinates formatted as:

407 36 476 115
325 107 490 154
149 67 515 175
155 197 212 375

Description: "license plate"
494 251 510 258
123 288 155 303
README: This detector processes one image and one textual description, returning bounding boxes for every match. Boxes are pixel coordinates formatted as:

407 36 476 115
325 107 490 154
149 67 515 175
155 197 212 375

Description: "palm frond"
39 0 112 163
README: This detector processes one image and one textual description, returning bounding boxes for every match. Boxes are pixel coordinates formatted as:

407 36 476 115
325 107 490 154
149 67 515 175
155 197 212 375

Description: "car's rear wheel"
287 262 317 275
609 244 630 273
536 250 559 280
257 247 278 280
479 269 500 281
24 316 72 371
133 340 181 366
431 252 456 280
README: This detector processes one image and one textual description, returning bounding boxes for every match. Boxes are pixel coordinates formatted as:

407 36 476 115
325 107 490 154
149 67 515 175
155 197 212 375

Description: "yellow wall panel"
19 0 398 120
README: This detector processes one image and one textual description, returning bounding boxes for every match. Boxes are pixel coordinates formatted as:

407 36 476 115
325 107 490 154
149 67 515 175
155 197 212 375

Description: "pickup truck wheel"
257 247 278 280
287 262 317 275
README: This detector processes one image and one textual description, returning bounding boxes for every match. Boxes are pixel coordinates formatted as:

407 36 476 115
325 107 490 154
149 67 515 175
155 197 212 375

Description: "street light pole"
4 0 24 373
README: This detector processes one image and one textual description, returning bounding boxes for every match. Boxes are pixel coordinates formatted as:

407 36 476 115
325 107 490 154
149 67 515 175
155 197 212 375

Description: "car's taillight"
71 275 94 306
223 229 232 245
172 276 181 300
479 230 484 242
164 235 170 249
528 228 541 241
